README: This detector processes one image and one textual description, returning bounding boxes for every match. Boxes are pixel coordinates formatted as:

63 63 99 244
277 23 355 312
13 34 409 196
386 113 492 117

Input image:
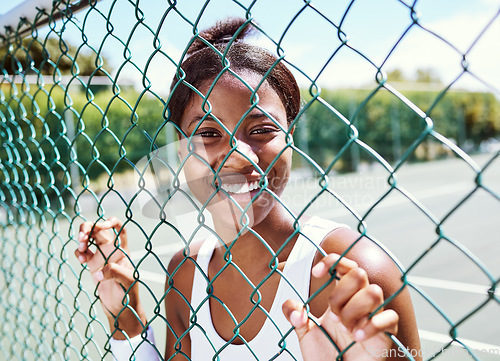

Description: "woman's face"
178 71 293 233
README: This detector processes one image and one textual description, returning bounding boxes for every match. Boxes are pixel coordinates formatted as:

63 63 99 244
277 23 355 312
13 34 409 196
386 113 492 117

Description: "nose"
220 138 259 172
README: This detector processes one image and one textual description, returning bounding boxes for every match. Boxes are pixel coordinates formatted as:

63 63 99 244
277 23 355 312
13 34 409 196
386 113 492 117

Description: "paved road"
309 154 500 360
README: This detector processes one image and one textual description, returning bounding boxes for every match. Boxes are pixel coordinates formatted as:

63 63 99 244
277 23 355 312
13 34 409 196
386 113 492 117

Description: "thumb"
282 299 312 341
94 262 136 288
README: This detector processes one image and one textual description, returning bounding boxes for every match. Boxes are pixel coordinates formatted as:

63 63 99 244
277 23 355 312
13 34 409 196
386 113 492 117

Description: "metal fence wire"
1 0 499 360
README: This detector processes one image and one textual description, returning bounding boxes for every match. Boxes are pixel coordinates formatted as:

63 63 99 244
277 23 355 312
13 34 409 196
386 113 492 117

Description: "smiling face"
178 71 293 234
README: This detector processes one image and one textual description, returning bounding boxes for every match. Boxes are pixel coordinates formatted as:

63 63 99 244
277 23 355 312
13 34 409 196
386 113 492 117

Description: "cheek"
180 139 222 170
182 158 213 198
261 142 292 191
276 153 292 189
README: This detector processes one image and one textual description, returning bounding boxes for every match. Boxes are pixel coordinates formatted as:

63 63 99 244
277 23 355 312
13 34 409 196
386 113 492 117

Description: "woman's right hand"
75 217 147 339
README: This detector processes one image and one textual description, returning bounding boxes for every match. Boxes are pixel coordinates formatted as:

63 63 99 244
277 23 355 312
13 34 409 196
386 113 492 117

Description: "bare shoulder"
165 240 206 358
314 224 422 360
319 226 403 290
165 240 206 329
166 240 205 294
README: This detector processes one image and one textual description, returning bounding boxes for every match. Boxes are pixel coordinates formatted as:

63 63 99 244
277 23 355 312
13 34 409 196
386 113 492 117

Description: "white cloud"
388 9 500 93
117 3 499 96
118 42 182 96
311 7 500 93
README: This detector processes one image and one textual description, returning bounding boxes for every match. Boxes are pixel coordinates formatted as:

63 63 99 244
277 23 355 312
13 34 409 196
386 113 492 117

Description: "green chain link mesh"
1 0 499 360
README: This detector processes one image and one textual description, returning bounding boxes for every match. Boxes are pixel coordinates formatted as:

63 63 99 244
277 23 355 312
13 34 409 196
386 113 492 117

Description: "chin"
209 193 278 236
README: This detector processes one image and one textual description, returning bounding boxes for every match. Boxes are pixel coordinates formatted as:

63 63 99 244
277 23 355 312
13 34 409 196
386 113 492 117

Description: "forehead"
181 71 284 122
204 70 279 101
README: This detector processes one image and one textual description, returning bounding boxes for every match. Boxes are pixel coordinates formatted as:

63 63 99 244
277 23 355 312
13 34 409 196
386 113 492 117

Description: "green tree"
415 68 441 83
0 37 109 76
387 69 405 82
298 88 500 173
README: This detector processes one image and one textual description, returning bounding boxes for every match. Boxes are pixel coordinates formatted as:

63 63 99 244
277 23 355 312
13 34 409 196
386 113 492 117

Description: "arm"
328 228 422 361
282 227 421 361
75 217 147 339
165 250 194 360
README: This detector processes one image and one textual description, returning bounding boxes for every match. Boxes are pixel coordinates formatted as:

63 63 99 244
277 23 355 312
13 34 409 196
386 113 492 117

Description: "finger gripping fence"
0 1 499 361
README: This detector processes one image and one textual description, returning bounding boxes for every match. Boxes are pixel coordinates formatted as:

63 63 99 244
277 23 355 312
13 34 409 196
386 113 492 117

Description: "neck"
211 204 299 265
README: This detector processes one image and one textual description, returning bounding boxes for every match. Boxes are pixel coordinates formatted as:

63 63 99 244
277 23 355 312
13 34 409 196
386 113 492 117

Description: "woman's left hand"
282 254 399 361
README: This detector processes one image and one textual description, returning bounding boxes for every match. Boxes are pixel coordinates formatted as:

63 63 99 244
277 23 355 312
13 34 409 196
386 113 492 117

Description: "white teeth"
221 180 259 194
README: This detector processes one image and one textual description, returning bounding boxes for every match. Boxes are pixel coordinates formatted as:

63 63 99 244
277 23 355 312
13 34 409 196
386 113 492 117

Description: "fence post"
64 109 80 192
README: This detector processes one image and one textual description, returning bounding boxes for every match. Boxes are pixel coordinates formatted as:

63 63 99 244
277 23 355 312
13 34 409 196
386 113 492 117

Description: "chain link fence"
1 0 499 360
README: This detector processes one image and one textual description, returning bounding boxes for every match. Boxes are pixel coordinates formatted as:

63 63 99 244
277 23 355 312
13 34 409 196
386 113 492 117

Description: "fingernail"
78 242 85 252
95 271 104 282
78 231 84 242
78 255 85 264
354 329 366 342
290 310 304 327
312 262 325 277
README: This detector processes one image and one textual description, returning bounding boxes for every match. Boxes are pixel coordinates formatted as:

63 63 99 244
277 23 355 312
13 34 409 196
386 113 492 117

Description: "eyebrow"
187 115 215 130
247 110 278 121
242 110 284 126
186 109 281 130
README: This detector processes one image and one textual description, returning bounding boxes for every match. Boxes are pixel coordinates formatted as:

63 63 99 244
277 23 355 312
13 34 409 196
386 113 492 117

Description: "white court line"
136 251 494 298
131 179 497 353
130 181 473 260
409 181 473 202
407 275 491 295
138 269 166 284
419 329 500 355
130 181 472 261
322 181 472 218
139 271 493 296
137 270 500 354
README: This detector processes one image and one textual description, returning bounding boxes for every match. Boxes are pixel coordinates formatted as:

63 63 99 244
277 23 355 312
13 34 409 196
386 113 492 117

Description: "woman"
76 18 421 361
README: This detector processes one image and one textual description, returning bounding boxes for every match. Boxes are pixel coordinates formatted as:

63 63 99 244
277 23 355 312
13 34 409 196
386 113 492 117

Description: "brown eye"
191 128 222 144
250 127 279 135
196 130 220 137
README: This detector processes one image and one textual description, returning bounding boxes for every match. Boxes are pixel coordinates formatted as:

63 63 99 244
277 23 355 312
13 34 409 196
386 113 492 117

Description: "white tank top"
189 217 347 361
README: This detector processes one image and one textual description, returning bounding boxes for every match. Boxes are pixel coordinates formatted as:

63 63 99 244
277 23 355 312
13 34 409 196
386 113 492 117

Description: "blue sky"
1 0 499 95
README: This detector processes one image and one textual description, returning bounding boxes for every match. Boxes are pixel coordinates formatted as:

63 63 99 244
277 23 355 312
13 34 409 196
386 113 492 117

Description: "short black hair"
167 18 300 127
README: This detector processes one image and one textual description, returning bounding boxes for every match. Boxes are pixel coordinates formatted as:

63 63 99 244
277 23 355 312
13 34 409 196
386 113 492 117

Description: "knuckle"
367 284 384 302
350 267 368 285
79 221 90 231
326 253 341 263
103 263 118 278
373 309 399 335
355 267 368 279
328 293 341 313
386 309 399 322
340 256 358 269
108 216 123 227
